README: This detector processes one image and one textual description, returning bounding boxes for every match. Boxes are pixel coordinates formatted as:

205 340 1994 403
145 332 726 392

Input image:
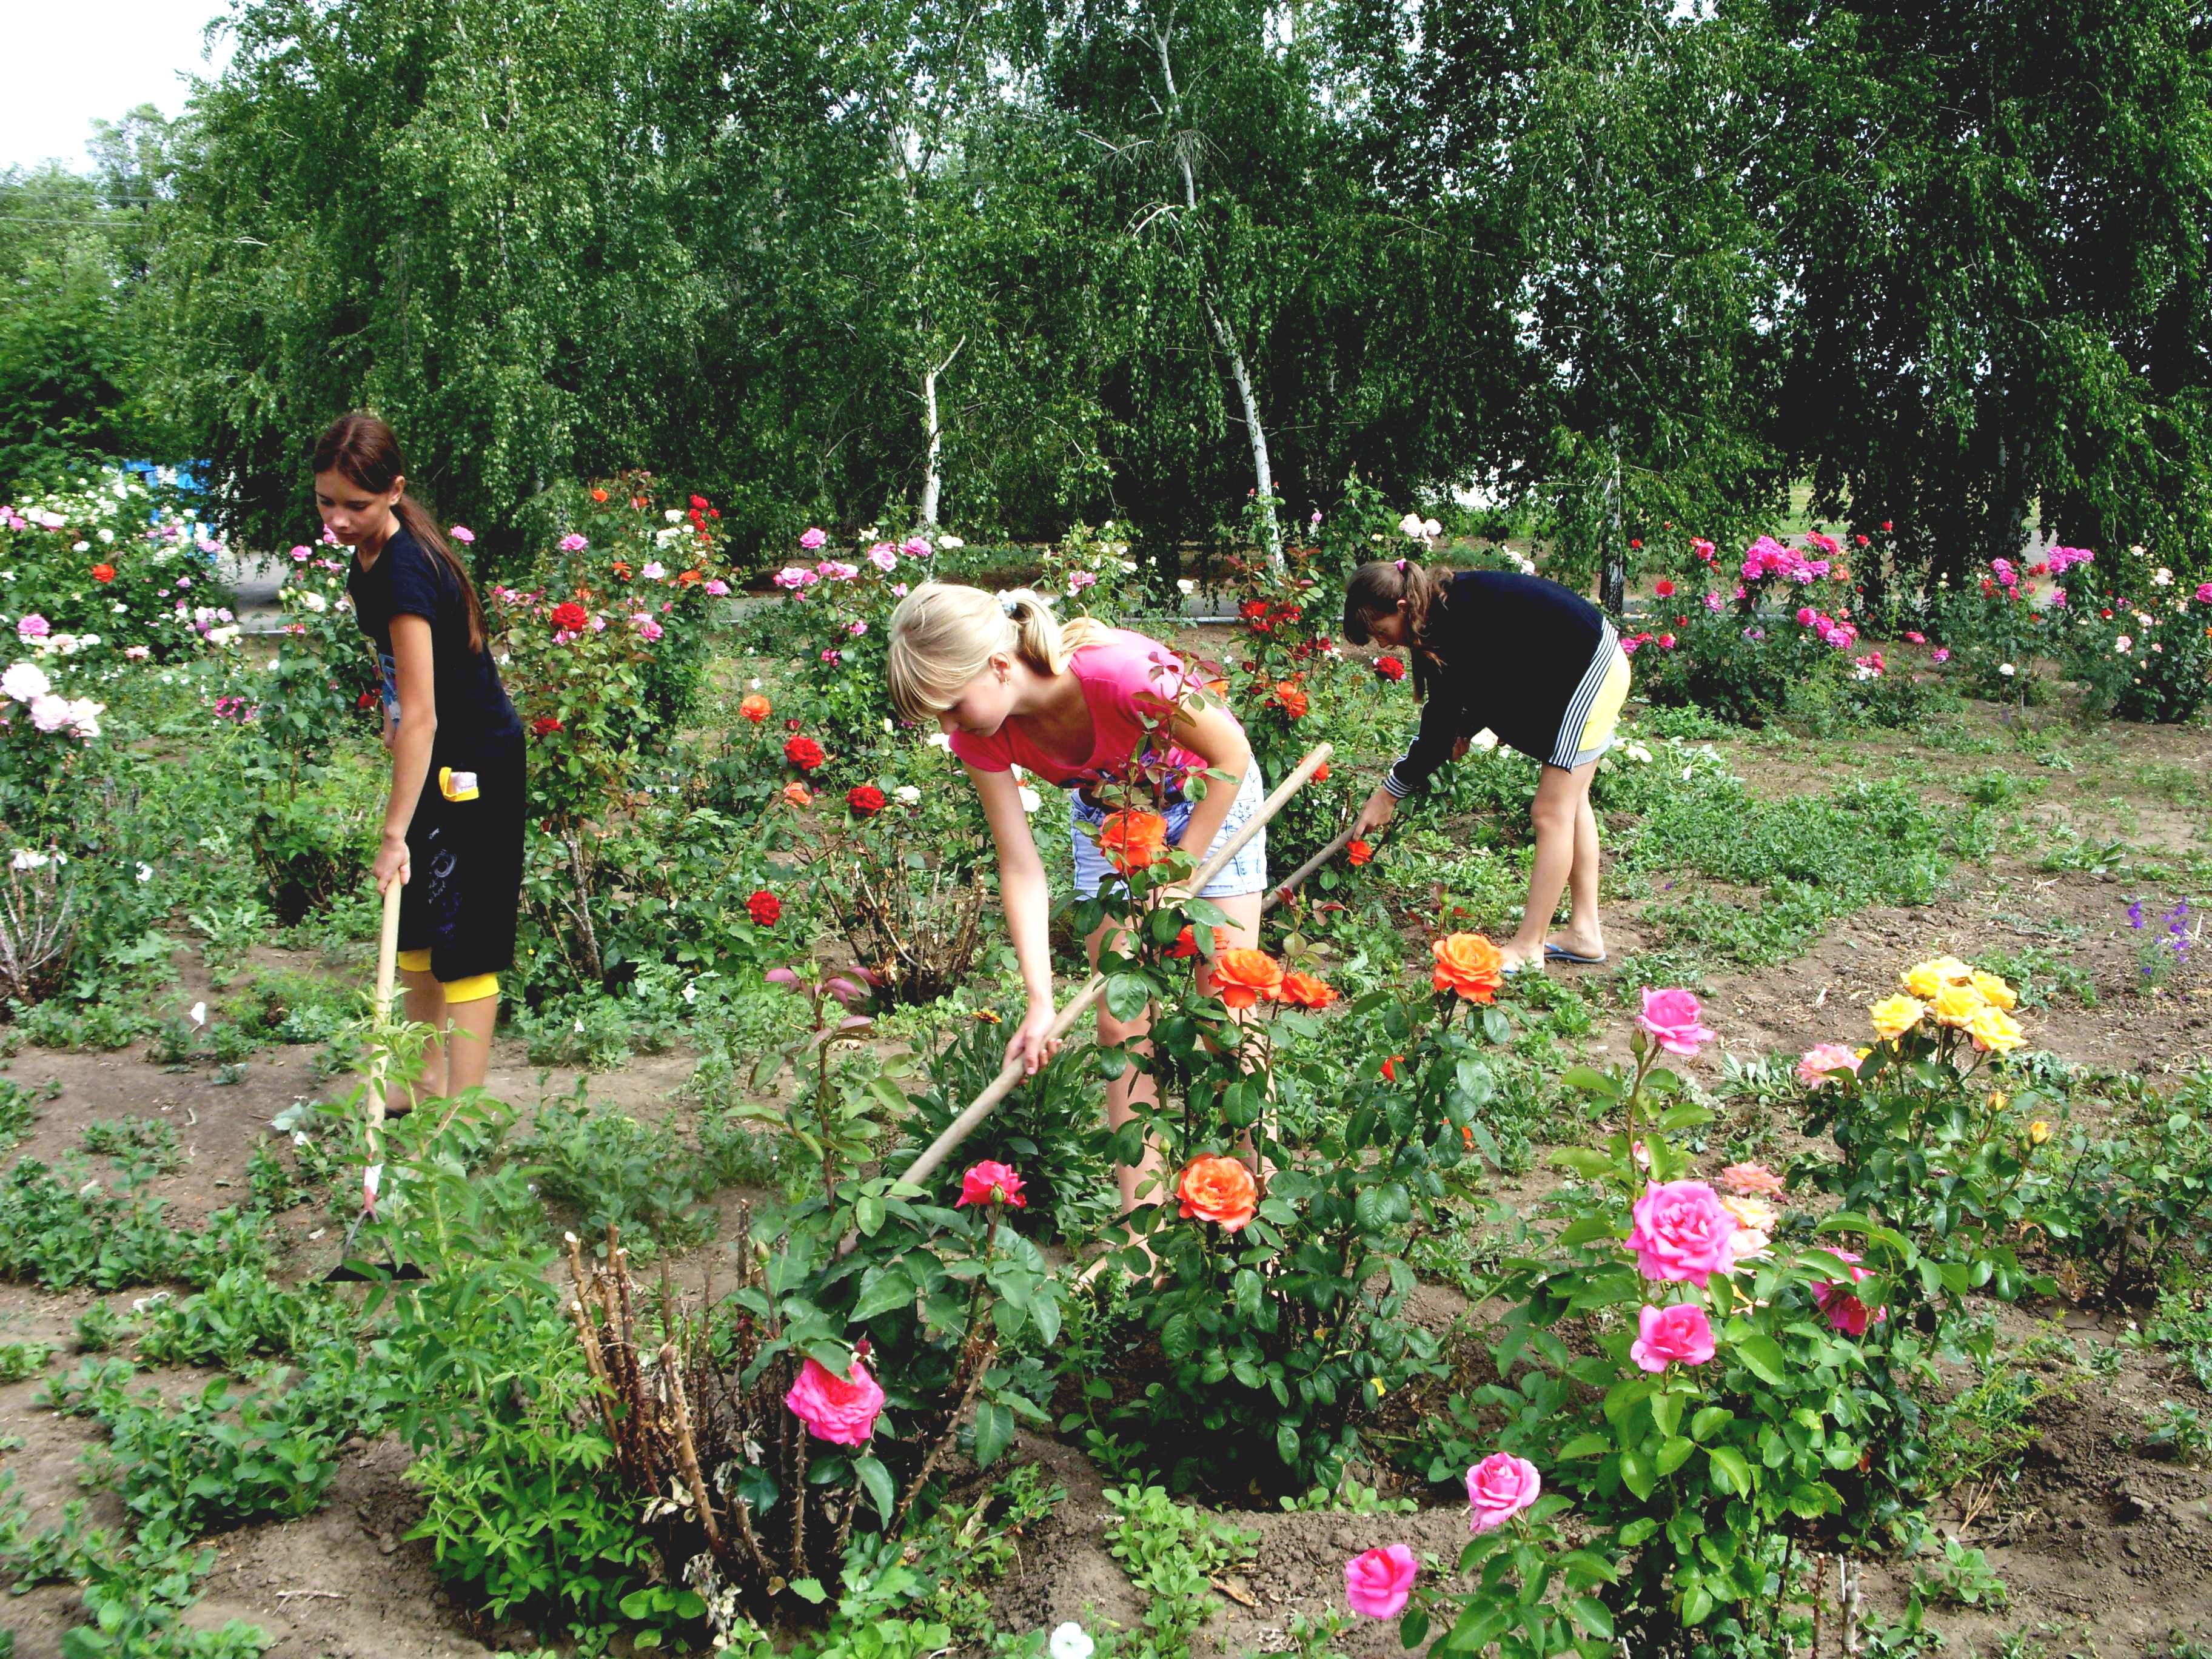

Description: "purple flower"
2128 899 2145 929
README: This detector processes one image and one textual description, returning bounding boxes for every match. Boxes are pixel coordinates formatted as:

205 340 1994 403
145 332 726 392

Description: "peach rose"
1177 1155 1258 1232
739 693 772 723
1431 934 1503 1002
1098 809 1169 873
1278 971 1337 1010
1210 948 1284 1010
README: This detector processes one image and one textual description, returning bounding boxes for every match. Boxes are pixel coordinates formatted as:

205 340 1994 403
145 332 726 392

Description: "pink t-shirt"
950 629 1205 788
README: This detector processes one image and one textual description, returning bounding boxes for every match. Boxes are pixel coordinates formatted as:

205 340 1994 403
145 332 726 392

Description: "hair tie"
1001 596 1021 618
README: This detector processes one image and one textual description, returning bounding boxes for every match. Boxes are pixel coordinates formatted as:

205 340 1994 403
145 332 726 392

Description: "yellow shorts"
395 949 500 1005
1554 643 1632 769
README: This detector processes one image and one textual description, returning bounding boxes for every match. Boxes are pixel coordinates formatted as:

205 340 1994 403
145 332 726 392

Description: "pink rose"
1795 606 1816 628
1904 630 1926 643
1343 1545 1418 1618
1466 1453 1541 1533
704 579 730 596
1932 647 1949 663
784 1355 885 1445
957 1159 1027 1209
1635 988 1714 1057
2196 582 2212 605
1629 1302 1715 1372
1795 1044 1863 1090
1627 1180 1738 1287
799 527 828 550
1812 1250 1887 1336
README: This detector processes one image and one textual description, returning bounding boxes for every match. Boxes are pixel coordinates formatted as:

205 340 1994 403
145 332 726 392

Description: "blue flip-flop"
1543 943 1608 965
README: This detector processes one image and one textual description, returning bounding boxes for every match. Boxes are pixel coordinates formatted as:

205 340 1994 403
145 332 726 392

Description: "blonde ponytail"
886 581 1114 723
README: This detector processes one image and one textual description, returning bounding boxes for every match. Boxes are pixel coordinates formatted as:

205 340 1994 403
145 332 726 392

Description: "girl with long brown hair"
315 412 524 1111
1344 558 1630 971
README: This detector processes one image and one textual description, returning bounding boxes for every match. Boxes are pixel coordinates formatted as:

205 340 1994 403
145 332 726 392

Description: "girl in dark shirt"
1344 560 1630 971
317 412 524 1113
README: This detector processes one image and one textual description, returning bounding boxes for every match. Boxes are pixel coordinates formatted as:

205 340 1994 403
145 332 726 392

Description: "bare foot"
1542 928 1606 964
1495 939 1548 973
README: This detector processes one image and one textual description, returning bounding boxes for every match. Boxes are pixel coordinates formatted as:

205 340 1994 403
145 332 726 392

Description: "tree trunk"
1600 427 1627 616
917 337 965 529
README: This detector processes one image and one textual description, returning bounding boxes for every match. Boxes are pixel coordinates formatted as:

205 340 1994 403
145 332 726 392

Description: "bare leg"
1547 788 1605 960
393 968 445 1116
1089 889 1263 1216
1498 760 1599 970
441 993 499 1094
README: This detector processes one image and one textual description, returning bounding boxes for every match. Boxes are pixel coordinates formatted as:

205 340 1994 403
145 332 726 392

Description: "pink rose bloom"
1627 1179 1738 1286
785 1355 885 1444
799 526 828 550
822 649 842 665
2196 582 2212 605
1795 1044 1863 1089
868 543 898 572
1822 626 1853 648
1720 1161 1786 1198
1904 631 1926 644
817 560 859 581
957 1160 1027 1208
1795 606 1817 628
635 616 663 642
558 533 589 552
1691 538 1715 561
1635 988 1714 1057
891 583 909 597
1932 647 1949 663
16 615 50 640
900 536 933 558
1703 591 1725 612
1343 1546 1418 1618
1630 1303 1715 1373
290 545 312 561
449 525 475 544
123 645 150 661
704 579 730 596
1466 1453 1541 1533
1812 1250 1887 1336
848 620 868 636
640 561 666 580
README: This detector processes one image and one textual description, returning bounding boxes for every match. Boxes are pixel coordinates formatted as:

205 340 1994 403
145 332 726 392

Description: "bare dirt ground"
1 703 2208 1657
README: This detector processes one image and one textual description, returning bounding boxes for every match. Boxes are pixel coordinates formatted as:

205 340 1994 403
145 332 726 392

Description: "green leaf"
850 1267 911 1322
972 1399 1014 1467
1656 1436 1696 1476
854 1453 896 1522
788 1578 828 1605
1276 1421 1301 1466
853 1194 885 1237
1689 1406 1734 1441
1733 1333 1787 1386
1399 1608 1430 1650
1558 1065 1619 1098
1570 1597 1615 1639
1550 1148 1615 1177
1708 1446 1753 1496
1650 1389 1683 1442
1105 972 1151 1022
1558 1432 1610 1460
1618 1447 1655 1500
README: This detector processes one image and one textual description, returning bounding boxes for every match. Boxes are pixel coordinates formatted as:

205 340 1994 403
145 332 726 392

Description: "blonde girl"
886 582 1268 1214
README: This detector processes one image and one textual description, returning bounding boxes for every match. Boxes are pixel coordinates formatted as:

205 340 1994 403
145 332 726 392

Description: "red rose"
1347 839 1373 866
531 716 563 737
551 601 589 632
1168 925 1199 959
591 487 609 503
1880 520 1892 532
355 691 377 711
784 735 825 770
1654 578 1674 597
1629 538 1642 549
847 784 886 816
1240 599 1269 619
746 890 781 926
1374 656 1407 682
91 563 116 583
690 495 710 511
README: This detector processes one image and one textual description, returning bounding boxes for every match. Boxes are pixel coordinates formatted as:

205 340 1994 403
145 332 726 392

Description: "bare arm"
1165 696 1255 868
374 615 437 893
968 763 1061 1074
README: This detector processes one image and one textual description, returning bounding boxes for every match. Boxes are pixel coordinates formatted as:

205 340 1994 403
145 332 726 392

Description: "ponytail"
312 411 489 654
886 581 1114 723
1342 558 1447 700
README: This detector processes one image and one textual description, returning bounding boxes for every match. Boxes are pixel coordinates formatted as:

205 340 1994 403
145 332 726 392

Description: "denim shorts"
1070 764 1269 901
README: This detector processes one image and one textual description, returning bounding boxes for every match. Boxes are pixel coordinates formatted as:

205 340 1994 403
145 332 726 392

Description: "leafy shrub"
2070 560 2212 723
518 1087 715 1256
0 469 223 662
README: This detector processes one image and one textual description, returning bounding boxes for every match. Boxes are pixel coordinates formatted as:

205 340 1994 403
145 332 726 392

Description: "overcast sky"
2 4 233 175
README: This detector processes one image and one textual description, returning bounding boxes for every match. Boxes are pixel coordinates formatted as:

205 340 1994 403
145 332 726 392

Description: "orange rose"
1273 681 1309 718
591 487 610 502
1210 948 1284 1010
740 693 772 723
1176 1155 1258 1232
677 568 703 586
1347 839 1372 866
782 782 813 808
1381 1053 1406 1082
1313 761 1329 782
1432 934 1503 1002
1278 971 1337 1010
1098 809 1169 873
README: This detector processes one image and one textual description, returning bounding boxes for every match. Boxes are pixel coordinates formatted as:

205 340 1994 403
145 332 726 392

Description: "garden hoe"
325 880 427 1281
840 743 1336 1255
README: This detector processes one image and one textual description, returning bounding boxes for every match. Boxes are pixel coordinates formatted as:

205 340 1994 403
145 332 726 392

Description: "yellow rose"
1931 954 1976 985
1931 981 1986 1028
1902 961 1946 999
1969 970 2017 1010
1869 994 1925 1041
2028 1119 2051 1145
1986 1090 2008 1113
1965 1005 2026 1054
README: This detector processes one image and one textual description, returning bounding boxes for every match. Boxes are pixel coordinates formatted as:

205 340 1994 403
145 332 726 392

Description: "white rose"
664 508 684 523
2115 635 2132 652
96 528 114 544
10 849 48 871
2154 567 2173 586
1176 578 1195 595
1421 517 1442 538
1999 663 2016 676
894 785 920 805
1019 786 1041 814
940 535 965 549
2 662 50 702
1050 1626 1094 1659
135 862 153 883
